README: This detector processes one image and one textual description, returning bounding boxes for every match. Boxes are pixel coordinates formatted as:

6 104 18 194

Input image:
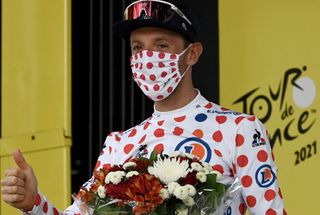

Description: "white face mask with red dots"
130 45 192 101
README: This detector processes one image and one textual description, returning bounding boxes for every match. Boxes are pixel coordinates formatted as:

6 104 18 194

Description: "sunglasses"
124 0 192 26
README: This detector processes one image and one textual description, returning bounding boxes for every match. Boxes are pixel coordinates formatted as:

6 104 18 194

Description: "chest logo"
175 137 212 162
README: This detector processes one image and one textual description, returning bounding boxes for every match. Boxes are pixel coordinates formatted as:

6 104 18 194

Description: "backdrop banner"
219 1 320 214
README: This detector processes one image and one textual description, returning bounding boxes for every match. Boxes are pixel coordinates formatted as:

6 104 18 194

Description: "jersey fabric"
23 91 286 215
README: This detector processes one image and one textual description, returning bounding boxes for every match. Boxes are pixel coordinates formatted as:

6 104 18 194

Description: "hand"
1 149 38 211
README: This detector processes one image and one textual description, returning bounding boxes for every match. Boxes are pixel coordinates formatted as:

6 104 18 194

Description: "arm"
233 116 287 215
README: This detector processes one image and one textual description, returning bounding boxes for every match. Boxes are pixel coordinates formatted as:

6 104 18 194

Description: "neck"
154 75 197 112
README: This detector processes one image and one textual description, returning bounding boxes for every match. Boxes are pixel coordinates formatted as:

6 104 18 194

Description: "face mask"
130 45 192 101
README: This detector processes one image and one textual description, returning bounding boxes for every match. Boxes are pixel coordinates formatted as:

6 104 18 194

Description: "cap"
112 0 198 42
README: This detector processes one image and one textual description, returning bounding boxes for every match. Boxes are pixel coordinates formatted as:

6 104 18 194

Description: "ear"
186 42 203 66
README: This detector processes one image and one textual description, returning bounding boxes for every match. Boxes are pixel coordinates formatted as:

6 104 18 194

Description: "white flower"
148 158 190 184
160 188 170 199
191 162 203 172
123 162 137 170
168 182 180 194
126 171 139 179
201 161 212 171
182 196 195 207
169 151 182 157
201 168 210 175
185 153 195 159
211 170 222 180
175 205 188 215
105 171 125 185
196 172 207 183
97 185 106 198
174 186 189 200
184 184 196 196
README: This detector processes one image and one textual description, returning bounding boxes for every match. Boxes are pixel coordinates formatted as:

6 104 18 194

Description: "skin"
0 26 203 211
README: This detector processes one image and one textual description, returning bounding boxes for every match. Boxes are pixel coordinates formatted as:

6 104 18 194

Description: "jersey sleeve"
22 132 119 215
231 116 286 215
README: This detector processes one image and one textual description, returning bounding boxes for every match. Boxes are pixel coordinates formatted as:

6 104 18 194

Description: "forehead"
130 27 185 44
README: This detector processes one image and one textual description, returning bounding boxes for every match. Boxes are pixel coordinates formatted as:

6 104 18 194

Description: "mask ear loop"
178 43 193 78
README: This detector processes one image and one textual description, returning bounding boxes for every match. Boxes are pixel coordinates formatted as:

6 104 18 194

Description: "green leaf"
150 150 158 162
204 174 217 189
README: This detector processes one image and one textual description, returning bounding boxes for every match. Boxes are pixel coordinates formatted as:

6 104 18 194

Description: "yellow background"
219 1 320 214
1 0 72 214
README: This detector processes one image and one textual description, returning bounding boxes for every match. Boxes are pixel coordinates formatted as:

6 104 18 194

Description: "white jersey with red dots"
24 91 286 215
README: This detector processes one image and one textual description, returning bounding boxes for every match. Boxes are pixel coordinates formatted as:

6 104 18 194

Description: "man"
1 0 286 214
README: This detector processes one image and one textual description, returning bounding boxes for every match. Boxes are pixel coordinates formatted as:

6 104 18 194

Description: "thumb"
13 149 30 171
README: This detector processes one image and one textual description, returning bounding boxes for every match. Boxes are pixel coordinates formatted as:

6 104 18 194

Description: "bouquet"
73 151 241 215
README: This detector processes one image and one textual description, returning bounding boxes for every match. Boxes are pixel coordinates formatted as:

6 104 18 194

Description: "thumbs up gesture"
1 149 38 211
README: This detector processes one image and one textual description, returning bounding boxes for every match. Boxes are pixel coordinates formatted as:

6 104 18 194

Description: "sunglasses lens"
125 1 174 22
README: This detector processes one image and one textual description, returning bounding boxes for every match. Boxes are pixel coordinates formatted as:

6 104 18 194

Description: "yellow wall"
1 0 72 214
219 1 320 214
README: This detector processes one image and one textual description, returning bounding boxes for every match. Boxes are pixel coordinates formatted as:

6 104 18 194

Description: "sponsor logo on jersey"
252 129 266 147
175 137 212 162
255 164 276 188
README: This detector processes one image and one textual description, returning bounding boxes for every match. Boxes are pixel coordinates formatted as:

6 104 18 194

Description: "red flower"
182 171 198 185
125 174 164 214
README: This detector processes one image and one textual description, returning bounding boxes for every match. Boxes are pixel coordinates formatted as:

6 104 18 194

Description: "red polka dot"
205 103 213 108
265 189 276 201
153 84 160 91
53 207 59 215
214 149 222 157
124 144 134 154
159 62 165 68
257 150 268 162
128 129 137 137
135 63 139 68
236 134 244 147
216 116 227 124
239 203 246 215
139 52 143 58
34 194 41 206
144 85 149 91
167 87 173 93
147 62 153 69
115 135 121 141
154 129 165 138
161 71 167 77
154 144 164 154
172 73 178 78
232 163 237 174
139 63 143 70
266 208 277 215
170 54 177 59
248 116 256 121
143 121 150 130
147 50 153 57
140 74 146 80
212 131 223 142
174 115 186 122
158 52 165 59
139 134 147 144
43 202 48 213
150 74 156 81
221 107 230 111
241 175 253 188
170 62 176 66
237 155 248 168
157 95 164 100
94 161 101 172
173 127 184 136
108 146 112 154
172 68 177 72
175 77 180 83
235 116 245 125
157 120 164 126
246 195 256 208
212 164 224 174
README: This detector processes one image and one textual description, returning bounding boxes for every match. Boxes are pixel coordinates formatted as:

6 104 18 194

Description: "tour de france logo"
233 66 317 165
